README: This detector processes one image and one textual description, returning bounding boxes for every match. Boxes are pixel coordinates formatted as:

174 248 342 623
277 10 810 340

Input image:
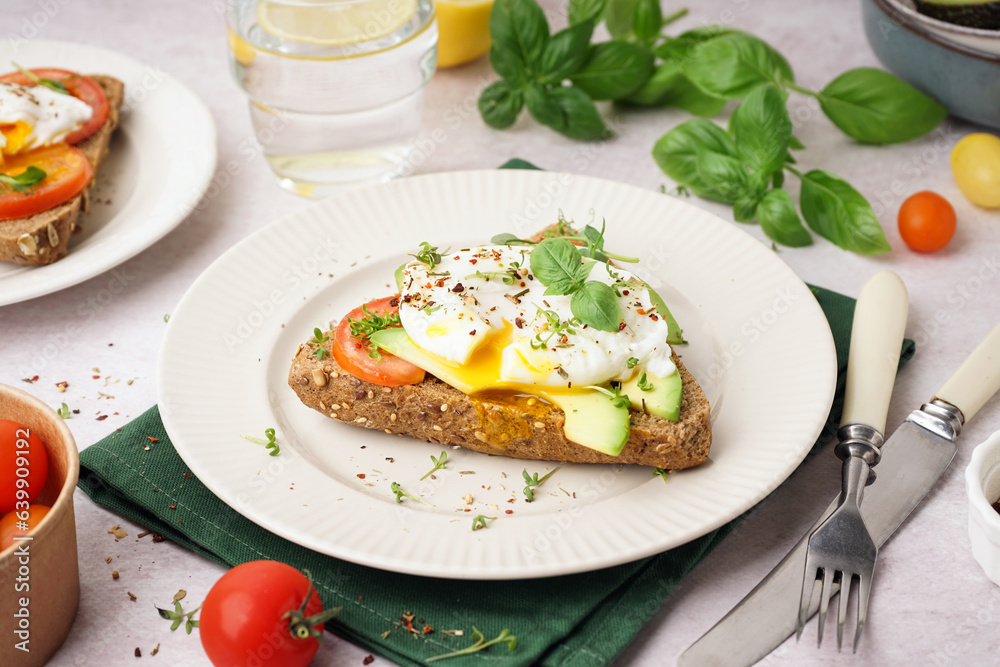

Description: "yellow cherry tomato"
436 0 494 68
950 133 1000 209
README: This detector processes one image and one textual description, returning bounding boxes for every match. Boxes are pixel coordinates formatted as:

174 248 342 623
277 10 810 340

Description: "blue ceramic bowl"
862 0 1000 130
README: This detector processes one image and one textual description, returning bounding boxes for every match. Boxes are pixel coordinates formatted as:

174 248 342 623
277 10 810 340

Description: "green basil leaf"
799 169 890 255
0 165 47 192
537 19 594 84
571 281 621 332
632 0 662 44
817 67 947 145
568 0 607 26
490 0 550 80
772 169 785 189
682 33 794 99
788 134 805 150
569 41 654 100
605 0 638 38
733 194 760 222
728 83 792 179
622 59 726 116
479 80 524 129
757 189 812 247
524 85 611 140
696 149 751 205
651 119 738 202
529 237 586 294
491 232 533 245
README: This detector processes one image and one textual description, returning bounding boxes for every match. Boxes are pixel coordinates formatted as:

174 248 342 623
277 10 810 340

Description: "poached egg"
0 82 92 161
397 244 676 395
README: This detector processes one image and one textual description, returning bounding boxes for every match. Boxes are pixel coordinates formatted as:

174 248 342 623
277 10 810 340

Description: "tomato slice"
0 68 110 145
0 144 92 221
332 296 426 387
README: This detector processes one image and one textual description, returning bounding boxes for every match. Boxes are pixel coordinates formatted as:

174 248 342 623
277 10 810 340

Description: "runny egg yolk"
0 121 33 165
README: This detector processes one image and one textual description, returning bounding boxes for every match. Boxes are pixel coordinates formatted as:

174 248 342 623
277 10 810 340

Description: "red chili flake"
622 290 630 296
650 314 659 321
505 510 513 514
363 656 375 665
182 473 193 478
507 498 516 503
96 415 108 421
463 508 471 512
147 436 159 443
92 375 100 379
135 647 142 657
469 258 478 265
21 376 39 383
422 624 434 635
358 595 364 600
389 297 399 307
618 322 627 331
401 611 417 634
357 473 366 479
72 409 80 414
178 520 184 524
56 381 69 391
469 329 476 336
636 308 646 315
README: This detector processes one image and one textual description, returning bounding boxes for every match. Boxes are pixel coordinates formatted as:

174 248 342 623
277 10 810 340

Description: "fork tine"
796 562 817 641
854 569 873 653
816 567 835 647
836 571 853 651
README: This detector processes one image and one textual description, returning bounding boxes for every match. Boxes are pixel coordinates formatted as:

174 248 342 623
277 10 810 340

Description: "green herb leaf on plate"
817 67 947 145
0 165 47 192
529 237 586 294
570 280 621 332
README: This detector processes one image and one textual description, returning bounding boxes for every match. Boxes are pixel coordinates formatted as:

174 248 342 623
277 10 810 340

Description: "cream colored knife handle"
935 322 1000 422
841 271 909 433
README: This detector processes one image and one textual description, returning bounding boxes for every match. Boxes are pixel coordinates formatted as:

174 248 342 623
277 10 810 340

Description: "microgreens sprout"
157 600 202 634
309 328 330 360
12 61 68 94
0 166 46 192
57 402 70 419
348 305 400 361
627 357 640 369
391 481 433 506
467 270 518 285
638 373 655 392
426 627 517 662
588 384 632 410
421 303 442 315
522 467 560 502
420 450 448 480
471 515 496 531
652 468 670 483
411 242 446 270
241 428 280 456
529 308 580 350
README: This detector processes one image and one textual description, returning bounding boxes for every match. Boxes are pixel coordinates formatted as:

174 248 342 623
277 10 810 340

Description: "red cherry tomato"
0 68 110 145
332 295 426 387
200 561 336 667
0 420 49 515
898 191 957 253
0 504 51 550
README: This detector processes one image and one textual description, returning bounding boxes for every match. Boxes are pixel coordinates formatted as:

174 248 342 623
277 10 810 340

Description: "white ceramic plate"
0 40 216 306
158 170 837 579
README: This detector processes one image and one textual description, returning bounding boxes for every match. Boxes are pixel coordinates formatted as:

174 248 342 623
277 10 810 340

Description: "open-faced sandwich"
0 66 124 265
289 221 712 470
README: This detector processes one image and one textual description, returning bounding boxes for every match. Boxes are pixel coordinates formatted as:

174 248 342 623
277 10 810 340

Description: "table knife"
679 321 1000 667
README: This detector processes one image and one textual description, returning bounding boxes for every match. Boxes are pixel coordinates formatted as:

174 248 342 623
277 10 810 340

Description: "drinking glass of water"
227 0 438 197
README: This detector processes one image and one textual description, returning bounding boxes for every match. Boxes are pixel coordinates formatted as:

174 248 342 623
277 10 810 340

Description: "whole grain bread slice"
288 342 711 469
0 75 125 265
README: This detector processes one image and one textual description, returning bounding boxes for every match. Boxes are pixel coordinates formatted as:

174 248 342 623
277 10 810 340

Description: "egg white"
0 82 93 152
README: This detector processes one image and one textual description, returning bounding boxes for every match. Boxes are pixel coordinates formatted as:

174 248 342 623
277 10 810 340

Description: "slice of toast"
0 75 125 266
289 347 712 469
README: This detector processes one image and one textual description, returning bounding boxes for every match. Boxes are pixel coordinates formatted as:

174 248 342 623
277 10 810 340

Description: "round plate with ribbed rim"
157 170 836 579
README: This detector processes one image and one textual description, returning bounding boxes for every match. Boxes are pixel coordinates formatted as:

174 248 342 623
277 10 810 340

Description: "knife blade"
679 321 1000 667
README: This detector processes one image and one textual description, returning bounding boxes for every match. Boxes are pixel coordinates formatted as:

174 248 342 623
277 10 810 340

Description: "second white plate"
158 170 837 579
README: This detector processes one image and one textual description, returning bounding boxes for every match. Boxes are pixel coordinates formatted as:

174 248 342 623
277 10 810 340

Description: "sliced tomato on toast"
332 296 426 387
0 68 110 145
0 144 92 221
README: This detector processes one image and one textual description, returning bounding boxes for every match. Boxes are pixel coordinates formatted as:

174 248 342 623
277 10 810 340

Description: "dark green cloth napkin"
77 162 915 667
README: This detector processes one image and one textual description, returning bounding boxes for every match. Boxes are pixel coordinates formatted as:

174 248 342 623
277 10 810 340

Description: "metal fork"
796 271 908 652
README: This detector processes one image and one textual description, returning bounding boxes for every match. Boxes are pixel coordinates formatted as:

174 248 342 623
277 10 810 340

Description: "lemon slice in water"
257 0 417 46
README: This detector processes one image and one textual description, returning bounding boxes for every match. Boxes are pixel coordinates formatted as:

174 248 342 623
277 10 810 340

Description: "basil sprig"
529 238 621 332
12 61 68 94
0 166 47 192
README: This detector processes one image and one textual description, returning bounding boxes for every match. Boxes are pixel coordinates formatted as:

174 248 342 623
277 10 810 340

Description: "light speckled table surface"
3 0 1000 665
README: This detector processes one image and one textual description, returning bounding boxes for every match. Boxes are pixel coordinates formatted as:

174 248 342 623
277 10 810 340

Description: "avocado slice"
914 0 1000 30
537 390 632 456
620 367 682 422
646 285 686 345
369 327 632 455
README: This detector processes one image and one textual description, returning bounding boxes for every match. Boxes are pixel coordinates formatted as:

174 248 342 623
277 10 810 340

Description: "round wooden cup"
0 384 80 667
